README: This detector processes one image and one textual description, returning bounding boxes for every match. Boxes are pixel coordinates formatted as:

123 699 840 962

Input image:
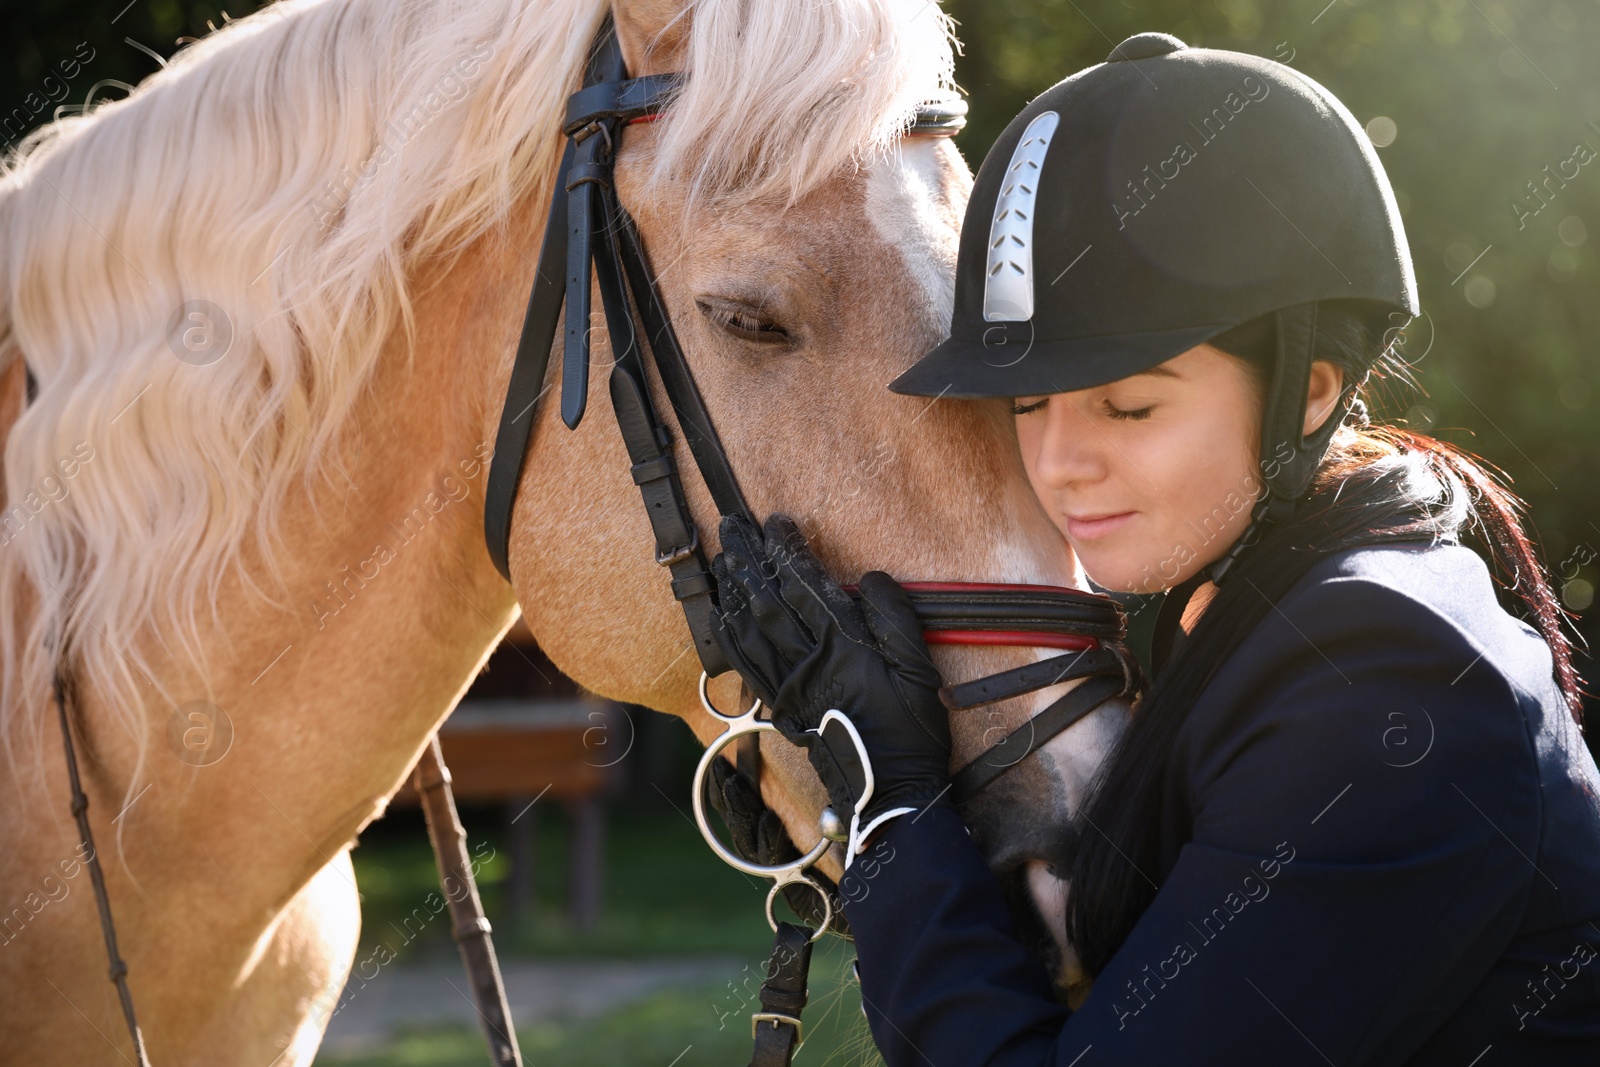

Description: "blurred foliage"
351 803 775 960
4 0 1598 656
1 0 246 147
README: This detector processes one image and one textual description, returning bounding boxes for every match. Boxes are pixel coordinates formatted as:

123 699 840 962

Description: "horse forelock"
643 0 958 210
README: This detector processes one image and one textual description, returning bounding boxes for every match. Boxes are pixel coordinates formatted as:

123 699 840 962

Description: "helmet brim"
888 321 1236 399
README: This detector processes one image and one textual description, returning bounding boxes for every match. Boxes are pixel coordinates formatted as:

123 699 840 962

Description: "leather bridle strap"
751 921 814 1067
708 582 1140 919
889 582 1128 639
558 49 684 429
607 208 756 670
879 584 1136 803
482 18 742 675
839 581 1137 801
482 16 1135 1064
51 667 152 1067
938 646 1129 710
482 28 691 575
949 672 1128 804
412 739 522 1066
482 138 571 579
598 196 737 674
482 19 977 680
614 206 753 523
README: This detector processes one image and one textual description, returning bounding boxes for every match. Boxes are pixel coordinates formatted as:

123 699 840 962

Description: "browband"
563 73 684 134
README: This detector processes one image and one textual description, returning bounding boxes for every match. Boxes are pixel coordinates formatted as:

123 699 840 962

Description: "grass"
346 794 781 959
317 795 884 1065
317 937 884 1067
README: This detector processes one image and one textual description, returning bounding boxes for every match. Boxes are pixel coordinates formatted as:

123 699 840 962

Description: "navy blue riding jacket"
838 542 1600 1065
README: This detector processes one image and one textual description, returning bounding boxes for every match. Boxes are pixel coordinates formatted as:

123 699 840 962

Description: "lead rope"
51 666 153 1067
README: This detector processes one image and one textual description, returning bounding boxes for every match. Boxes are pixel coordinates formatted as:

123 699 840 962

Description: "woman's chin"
1073 554 1149 595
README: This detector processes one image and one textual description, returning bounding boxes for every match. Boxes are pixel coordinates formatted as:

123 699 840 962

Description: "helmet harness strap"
1151 302 1363 671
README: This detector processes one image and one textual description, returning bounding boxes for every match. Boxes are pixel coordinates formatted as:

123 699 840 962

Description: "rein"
481 18 1140 1064
51 667 152 1067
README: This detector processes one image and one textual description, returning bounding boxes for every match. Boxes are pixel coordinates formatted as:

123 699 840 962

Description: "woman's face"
1014 344 1341 593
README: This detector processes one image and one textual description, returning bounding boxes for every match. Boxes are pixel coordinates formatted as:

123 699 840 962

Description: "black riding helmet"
891 32 1419 582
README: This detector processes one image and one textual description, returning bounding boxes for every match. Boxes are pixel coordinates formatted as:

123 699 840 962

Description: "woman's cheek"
1167 440 1260 568
1112 421 1247 585
1079 437 1175 590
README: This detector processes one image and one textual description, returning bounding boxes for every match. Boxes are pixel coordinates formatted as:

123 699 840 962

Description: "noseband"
481 18 1140 1065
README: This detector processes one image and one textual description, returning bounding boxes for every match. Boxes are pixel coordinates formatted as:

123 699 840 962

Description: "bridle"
480 17 1141 1065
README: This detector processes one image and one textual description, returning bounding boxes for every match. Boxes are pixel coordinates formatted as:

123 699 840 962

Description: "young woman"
711 33 1600 1066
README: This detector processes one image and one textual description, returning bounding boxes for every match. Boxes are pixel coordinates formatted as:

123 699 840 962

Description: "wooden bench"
393 694 624 931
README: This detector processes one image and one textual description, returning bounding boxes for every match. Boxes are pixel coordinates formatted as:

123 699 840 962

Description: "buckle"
570 120 609 148
751 1012 803 1044
655 527 699 567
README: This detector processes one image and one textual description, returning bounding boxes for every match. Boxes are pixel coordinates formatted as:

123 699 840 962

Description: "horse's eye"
696 298 791 345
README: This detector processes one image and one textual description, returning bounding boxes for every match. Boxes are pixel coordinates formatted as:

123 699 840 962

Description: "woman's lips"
1064 511 1136 540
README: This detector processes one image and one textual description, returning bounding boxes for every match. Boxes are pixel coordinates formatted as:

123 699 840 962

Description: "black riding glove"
710 513 953 868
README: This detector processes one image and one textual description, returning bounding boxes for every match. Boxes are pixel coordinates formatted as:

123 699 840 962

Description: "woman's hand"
710 513 953 866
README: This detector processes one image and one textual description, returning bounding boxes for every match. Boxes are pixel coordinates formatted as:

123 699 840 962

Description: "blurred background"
6 0 1597 1063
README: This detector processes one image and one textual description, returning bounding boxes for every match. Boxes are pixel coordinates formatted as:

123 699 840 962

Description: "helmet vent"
983 110 1060 322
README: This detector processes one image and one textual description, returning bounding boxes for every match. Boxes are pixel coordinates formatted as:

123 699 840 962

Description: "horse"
0 0 1128 1062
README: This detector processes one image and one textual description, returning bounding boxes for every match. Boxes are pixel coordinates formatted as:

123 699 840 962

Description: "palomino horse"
0 0 1127 1062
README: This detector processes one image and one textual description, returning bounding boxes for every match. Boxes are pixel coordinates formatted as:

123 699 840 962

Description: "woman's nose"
1030 397 1106 489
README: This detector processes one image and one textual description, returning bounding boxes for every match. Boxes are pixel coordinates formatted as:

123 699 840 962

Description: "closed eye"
1103 400 1153 421
696 298 790 345
1011 397 1154 419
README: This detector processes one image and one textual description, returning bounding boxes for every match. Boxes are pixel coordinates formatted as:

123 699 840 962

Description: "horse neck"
1 233 525 926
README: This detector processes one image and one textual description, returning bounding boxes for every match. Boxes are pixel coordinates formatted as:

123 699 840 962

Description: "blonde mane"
0 0 956 787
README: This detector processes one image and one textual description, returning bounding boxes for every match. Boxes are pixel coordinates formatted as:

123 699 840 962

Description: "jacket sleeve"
840 574 1542 1067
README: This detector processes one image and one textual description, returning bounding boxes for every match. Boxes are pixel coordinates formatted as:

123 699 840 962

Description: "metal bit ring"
765 871 833 942
691 672 832 936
